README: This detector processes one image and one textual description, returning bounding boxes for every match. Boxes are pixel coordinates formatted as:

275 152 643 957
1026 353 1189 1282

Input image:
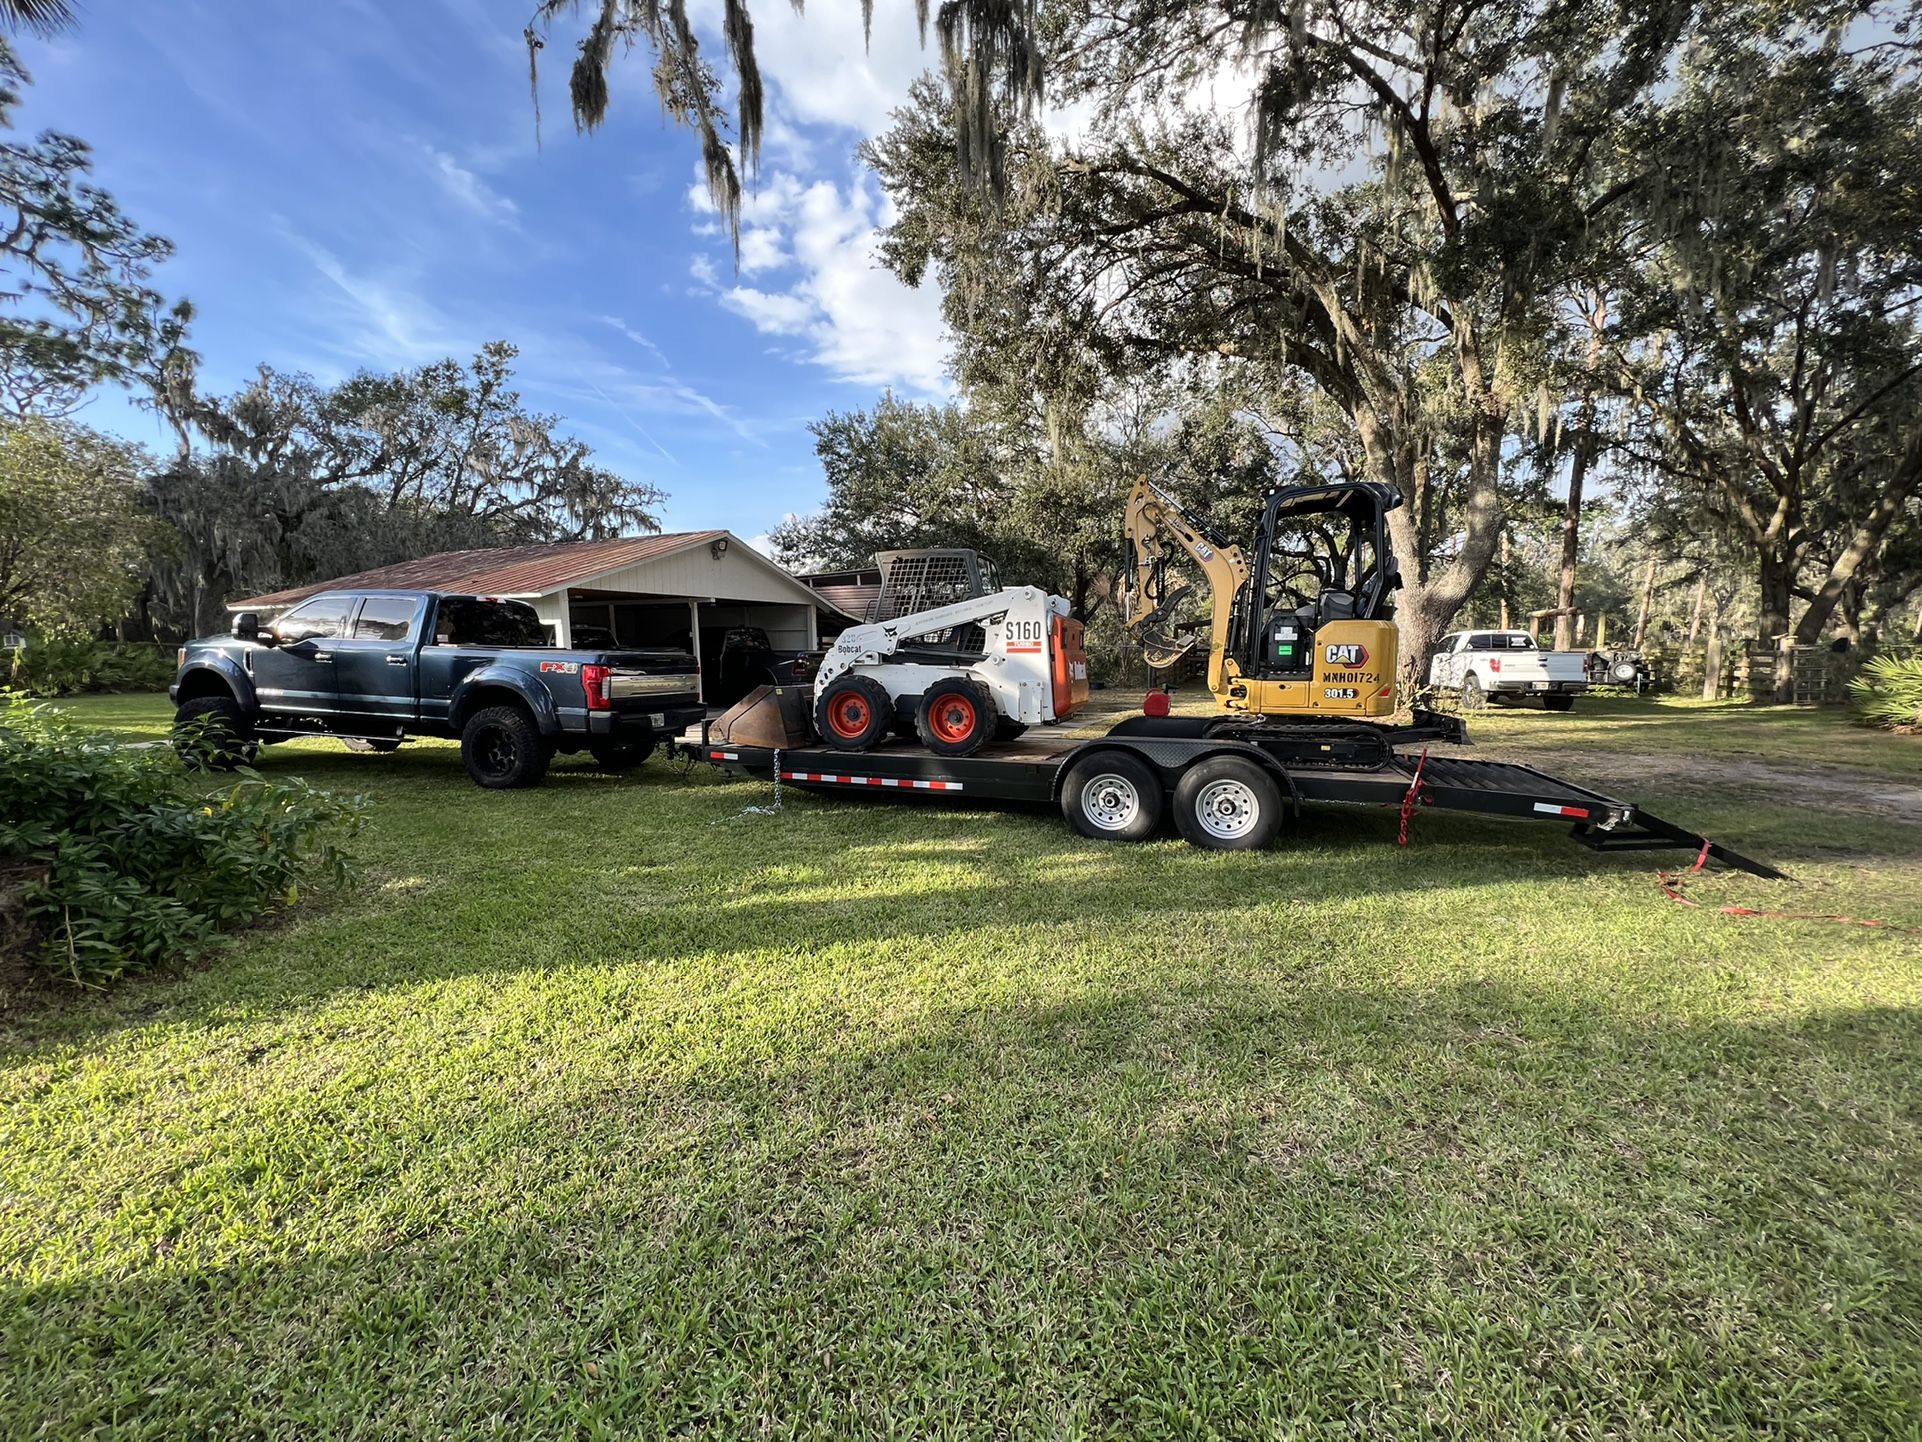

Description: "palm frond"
0 0 76 37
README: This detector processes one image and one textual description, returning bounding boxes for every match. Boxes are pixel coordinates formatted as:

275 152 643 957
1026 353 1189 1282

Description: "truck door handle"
313 651 333 663
386 654 408 665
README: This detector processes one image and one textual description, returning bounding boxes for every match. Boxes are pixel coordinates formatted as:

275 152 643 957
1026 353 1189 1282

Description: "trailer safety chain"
1397 746 1433 847
713 746 785 822
1658 840 1922 933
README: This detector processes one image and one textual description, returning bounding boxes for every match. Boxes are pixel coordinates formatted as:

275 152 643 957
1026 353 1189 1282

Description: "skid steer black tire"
1059 752 1163 842
916 677 997 758
815 675 893 751
461 704 552 789
1172 756 1284 851
173 695 258 771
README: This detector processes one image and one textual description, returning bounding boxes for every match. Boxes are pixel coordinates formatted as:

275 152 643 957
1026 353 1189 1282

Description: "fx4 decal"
539 661 579 674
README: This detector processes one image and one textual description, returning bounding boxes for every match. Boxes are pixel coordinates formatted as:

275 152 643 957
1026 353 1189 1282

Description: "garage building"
231 532 855 699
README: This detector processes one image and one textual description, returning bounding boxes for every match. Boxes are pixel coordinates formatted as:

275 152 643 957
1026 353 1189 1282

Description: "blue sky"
9 0 954 548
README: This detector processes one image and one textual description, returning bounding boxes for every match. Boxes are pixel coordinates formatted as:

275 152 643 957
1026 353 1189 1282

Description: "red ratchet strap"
1397 746 1432 847
1658 840 1922 933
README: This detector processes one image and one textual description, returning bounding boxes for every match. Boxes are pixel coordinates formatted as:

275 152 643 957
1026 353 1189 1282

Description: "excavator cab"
1125 474 1405 722
1243 482 1401 679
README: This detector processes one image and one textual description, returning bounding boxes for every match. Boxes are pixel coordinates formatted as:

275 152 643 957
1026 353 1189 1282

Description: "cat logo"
1324 642 1369 667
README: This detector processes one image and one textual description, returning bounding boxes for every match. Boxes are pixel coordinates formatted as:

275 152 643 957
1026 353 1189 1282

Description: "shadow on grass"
5 983 1917 1437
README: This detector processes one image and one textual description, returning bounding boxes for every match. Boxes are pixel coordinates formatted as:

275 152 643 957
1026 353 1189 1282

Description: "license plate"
647 712 665 727
1531 682 1549 690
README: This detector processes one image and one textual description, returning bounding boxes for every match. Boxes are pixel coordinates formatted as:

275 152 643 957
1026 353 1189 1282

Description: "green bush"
7 636 177 696
1848 653 1922 732
0 694 364 987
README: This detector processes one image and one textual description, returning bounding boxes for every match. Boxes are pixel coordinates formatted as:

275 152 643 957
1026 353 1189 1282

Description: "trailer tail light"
1488 657 1502 673
581 663 612 711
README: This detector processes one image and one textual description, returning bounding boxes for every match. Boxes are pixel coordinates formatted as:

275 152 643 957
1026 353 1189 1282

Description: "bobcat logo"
1324 642 1369 668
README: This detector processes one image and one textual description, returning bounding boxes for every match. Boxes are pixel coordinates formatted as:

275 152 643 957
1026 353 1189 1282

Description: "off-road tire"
173 695 257 771
461 704 552 789
916 677 997 758
815 675 893 751
1059 752 1163 842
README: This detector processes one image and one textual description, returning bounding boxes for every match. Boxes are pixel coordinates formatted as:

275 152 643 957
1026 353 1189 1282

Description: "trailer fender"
1051 738 1299 812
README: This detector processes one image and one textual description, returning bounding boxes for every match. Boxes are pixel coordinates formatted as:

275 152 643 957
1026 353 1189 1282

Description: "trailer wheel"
1542 694 1575 713
1060 753 1163 842
1460 673 1486 711
916 677 996 757
1172 756 1284 851
815 675 892 751
461 704 553 789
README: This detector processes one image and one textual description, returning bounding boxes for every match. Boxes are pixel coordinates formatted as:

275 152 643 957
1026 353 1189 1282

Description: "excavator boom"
1123 476 1249 694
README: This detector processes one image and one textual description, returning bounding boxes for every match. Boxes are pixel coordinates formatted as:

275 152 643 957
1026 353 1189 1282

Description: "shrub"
1848 653 1922 732
7 637 176 696
0 694 364 987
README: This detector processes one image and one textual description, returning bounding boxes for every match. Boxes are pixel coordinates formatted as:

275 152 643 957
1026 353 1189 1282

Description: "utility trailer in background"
672 688 1783 878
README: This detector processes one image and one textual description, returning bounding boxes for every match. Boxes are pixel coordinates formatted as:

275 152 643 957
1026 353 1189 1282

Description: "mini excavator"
1122 475 1462 768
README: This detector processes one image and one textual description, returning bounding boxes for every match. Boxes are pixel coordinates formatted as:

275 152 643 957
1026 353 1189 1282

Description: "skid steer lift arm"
1124 476 1249 692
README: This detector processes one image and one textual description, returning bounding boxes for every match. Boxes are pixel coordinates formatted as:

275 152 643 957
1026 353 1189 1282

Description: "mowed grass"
4 694 1921 1439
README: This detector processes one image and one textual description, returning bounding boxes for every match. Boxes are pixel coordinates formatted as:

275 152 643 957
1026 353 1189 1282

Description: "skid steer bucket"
710 683 814 749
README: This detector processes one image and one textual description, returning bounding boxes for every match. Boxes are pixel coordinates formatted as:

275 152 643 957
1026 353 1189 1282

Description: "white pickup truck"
1429 630 1590 711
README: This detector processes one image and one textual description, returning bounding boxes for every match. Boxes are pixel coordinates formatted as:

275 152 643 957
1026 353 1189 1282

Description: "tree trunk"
1632 556 1657 650
1686 573 1707 644
1553 429 1593 652
1701 616 1724 702
1791 465 1920 648
1757 549 1795 703
1498 531 1512 630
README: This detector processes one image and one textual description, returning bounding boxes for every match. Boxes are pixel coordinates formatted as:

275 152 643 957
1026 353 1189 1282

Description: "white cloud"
283 230 467 368
715 175 950 395
423 144 521 224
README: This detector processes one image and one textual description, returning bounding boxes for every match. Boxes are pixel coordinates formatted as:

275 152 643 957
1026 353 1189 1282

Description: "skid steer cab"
713 584 1090 758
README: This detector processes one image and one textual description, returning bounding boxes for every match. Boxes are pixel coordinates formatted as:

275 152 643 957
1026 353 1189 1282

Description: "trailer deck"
675 719 1784 878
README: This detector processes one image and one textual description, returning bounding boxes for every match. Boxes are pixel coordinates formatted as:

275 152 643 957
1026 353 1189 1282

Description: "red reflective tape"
1532 802 1590 818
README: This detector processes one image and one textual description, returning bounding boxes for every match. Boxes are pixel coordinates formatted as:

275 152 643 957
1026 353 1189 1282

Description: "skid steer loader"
711 552 1090 758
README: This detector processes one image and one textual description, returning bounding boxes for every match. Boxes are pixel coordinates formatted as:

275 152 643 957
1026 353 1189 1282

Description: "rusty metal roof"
232 532 725 610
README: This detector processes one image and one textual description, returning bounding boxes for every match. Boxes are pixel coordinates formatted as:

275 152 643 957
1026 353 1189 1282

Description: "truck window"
433 597 552 647
353 596 418 642
273 597 349 643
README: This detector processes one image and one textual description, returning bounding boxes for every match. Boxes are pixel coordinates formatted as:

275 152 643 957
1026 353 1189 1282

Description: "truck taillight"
1488 657 1501 673
581 663 612 711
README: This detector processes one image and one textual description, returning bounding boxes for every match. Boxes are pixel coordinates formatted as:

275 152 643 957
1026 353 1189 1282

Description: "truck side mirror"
233 611 262 640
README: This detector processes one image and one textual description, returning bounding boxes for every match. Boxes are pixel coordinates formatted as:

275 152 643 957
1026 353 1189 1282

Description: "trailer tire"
1060 753 1163 842
916 677 997 757
1542 694 1575 713
1460 673 1486 711
815 675 892 751
461 704 552 789
1172 756 1284 851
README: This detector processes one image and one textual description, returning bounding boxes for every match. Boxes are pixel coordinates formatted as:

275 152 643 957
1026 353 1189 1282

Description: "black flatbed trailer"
673 712 1782 878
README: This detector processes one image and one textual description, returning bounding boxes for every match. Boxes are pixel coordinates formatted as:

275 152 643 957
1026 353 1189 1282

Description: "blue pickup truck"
170 590 704 788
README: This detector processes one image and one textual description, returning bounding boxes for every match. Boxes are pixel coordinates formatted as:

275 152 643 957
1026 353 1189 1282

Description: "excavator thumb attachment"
710 684 814 749
1130 583 1198 669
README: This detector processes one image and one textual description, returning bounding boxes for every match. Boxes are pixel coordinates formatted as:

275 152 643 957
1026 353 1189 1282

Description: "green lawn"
4 693 1921 1439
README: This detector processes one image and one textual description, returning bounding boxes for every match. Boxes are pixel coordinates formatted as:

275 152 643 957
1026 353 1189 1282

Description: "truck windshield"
434 597 552 647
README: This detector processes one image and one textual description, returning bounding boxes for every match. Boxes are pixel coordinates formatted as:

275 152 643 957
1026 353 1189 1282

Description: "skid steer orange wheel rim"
928 692 978 745
827 691 870 738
